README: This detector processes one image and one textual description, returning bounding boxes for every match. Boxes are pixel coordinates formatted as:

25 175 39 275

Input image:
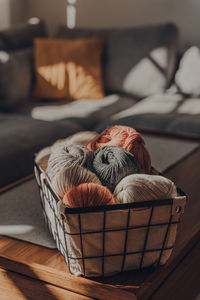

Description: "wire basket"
34 162 186 277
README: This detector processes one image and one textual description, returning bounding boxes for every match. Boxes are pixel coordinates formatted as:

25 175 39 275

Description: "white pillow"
175 46 200 95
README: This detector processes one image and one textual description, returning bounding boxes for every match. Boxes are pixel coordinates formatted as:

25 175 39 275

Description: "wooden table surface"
0 147 200 300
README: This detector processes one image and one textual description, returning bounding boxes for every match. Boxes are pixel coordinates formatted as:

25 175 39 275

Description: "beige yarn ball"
35 146 51 171
114 174 177 204
52 165 101 198
47 143 91 181
52 131 98 151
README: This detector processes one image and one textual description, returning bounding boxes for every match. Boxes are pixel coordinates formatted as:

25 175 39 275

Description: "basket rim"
34 162 187 214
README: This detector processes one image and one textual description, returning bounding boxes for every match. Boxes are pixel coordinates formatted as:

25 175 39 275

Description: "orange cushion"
33 38 105 100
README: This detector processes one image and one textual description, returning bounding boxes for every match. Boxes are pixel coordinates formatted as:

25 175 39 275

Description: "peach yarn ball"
87 125 151 174
63 182 115 208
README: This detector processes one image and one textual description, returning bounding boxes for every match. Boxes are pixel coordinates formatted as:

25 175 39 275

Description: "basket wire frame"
34 163 185 277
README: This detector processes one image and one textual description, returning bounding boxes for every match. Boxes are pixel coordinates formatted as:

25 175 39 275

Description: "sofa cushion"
0 39 6 50
33 37 105 100
0 18 47 51
31 94 136 129
0 48 33 111
0 113 81 188
95 93 200 138
56 23 179 99
175 46 200 96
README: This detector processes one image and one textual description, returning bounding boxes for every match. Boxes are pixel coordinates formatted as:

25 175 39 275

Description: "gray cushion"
95 93 200 137
31 94 136 130
56 23 179 99
0 48 33 111
175 46 200 96
0 114 81 188
0 18 47 50
0 39 6 50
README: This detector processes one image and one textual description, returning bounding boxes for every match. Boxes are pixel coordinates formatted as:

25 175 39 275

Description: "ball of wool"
114 174 177 204
35 146 51 171
52 165 101 198
63 182 115 208
47 143 91 181
52 131 98 151
86 146 141 192
87 125 151 174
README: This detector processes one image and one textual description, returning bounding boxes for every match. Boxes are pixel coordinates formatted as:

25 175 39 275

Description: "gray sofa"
1 19 198 189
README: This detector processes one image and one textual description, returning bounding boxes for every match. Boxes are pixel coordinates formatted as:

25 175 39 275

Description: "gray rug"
143 136 199 172
0 136 198 248
0 179 56 248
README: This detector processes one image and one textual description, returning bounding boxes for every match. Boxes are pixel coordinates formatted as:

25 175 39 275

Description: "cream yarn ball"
52 131 98 151
47 143 91 181
35 146 51 171
52 165 101 198
114 174 177 204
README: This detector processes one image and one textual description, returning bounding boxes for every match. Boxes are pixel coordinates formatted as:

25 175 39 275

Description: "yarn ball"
52 131 98 151
47 143 91 181
35 146 51 171
86 146 141 192
52 165 101 198
114 174 177 204
87 125 151 174
63 182 115 208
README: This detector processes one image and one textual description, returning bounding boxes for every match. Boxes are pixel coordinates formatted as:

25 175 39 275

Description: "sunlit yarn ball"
87 125 151 174
52 131 98 151
63 182 115 208
86 146 141 192
47 143 91 181
35 146 51 171
114 174 177 204
52 165 101 198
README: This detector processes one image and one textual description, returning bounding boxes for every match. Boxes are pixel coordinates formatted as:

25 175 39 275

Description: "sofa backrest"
0 18 47 111
55 23 179 99
0 18 47 51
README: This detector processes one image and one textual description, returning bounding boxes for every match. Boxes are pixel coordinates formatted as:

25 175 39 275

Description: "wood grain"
151 240 200 300
0 174 34 194
0 238 136 300
0 267 93 300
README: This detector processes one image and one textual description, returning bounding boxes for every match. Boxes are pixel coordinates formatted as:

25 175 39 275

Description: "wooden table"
0 145 200 300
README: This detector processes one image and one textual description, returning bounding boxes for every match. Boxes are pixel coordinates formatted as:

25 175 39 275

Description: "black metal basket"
34 162 186 277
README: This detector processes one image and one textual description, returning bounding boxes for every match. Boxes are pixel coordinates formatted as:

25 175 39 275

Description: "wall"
0 0 28 30
9 0 28 26
76 0 200 48
0 0 11 30
2 0 200 46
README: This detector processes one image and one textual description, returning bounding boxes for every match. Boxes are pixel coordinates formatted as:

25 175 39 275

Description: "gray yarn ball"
86 146 141 192
47 143 91 181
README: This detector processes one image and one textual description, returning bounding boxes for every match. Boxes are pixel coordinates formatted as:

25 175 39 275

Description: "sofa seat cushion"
31 94 136 129
56 23 179 99
95 93 200 138
0 113 81 188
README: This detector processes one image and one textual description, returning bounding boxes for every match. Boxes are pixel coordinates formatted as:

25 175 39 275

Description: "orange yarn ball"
62 182 115 208
87 125 151 174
